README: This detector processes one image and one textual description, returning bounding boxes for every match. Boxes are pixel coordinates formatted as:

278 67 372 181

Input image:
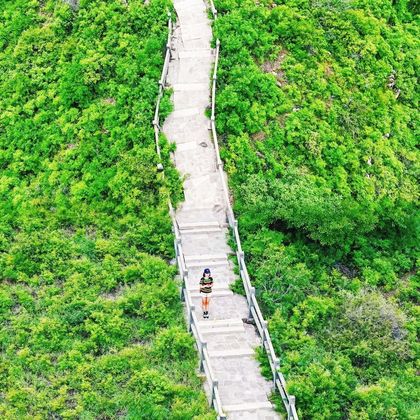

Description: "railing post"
236 250 244 264
248 286 255 318
187 304 194 332
288 395 296 420
199 342 207 372
182 268 188 301
261 320 268 343
211 380 218 405
273 358 280 384
180 273 186 301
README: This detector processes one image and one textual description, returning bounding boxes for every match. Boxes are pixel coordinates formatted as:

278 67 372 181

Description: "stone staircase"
162 0 281 418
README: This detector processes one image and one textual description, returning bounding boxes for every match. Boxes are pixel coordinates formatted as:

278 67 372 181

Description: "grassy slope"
0 0 212 418
213 0 419 418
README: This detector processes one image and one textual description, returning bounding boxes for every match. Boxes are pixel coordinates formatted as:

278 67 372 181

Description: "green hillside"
0 0 211 418
213 0 419 418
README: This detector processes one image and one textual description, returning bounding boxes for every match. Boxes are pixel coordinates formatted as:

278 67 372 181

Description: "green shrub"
214 0 419 417
0 0 210 417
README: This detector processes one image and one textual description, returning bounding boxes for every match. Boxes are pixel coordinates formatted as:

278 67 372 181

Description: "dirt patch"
102 285 126 301
103 97 116 105
401 268 417 282
251 131 266 142
326 96 334 110
276 113 289 128
261 49 288 86
325 64 334 77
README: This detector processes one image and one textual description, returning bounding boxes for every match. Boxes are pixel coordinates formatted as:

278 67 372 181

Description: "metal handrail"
152 13 226 420
207 3 299 419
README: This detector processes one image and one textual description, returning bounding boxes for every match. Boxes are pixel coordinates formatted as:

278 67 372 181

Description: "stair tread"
197 318 243 327
179 221 220 229
223 402 274 412
184 253 227 261
181 227 222 234
198 325 245 334
209 348 255 358
186 260 230 268
189 290 233 297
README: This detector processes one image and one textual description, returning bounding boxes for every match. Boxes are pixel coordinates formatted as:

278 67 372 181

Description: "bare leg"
205 297 210 312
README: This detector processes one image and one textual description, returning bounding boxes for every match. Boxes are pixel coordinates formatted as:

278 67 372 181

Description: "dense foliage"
213 0 419 418
0 0 212 417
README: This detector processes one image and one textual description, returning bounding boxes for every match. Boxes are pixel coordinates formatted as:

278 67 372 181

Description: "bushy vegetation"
0 0 212 417
213 0 419 417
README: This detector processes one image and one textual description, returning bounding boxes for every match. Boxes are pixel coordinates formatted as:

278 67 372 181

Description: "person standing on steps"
200 268 213 319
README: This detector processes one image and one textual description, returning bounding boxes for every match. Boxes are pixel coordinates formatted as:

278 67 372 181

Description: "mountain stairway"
162 0 281 418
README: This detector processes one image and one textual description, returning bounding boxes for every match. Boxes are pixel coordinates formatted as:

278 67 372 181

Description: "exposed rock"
63 0 79 10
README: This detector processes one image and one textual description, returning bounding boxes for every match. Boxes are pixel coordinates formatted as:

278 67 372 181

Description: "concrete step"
186 281 236 293
223 402 274 412
183 40 212 51
184 253 230 269
179 49 213 59
179 205 223 212
186 282 232 291
169 107 201 119
177 205 224 221
175 0 206 9
187 263 236 272
227 409 279 420
198 324 245 335
184 253 227 262
179 221 220 230
197 318 243 329
189 289 233 298
173 82 208 92
173 87 210 109
208 348 255 358
186 268 238 282
185 260 230 269
181 227 222 234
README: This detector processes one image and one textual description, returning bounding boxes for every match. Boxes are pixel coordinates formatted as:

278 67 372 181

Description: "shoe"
204 311 209 319
203 311 207 318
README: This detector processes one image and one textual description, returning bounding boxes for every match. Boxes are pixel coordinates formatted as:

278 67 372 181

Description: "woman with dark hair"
199 268 213 318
